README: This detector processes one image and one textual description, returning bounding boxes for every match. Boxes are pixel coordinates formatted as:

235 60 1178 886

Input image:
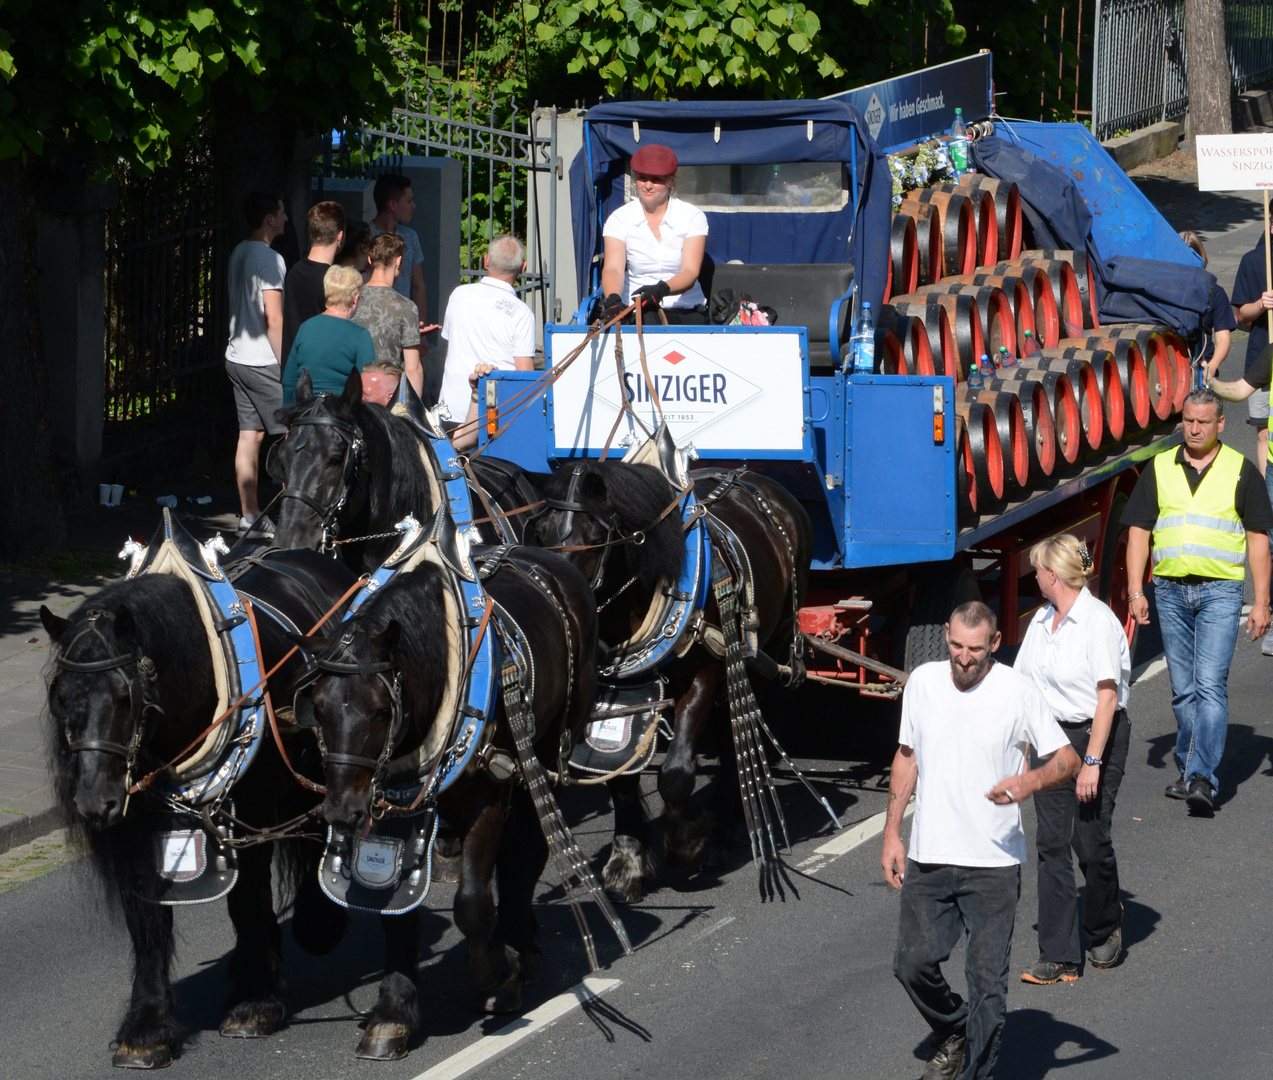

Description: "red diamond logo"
663 350 686 365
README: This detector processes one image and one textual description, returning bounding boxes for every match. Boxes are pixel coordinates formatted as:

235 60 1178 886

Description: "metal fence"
323 81 559 321
104 144 226 422
1092 0 1273 140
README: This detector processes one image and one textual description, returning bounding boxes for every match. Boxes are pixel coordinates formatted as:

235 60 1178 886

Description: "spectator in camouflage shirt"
352 233 438 400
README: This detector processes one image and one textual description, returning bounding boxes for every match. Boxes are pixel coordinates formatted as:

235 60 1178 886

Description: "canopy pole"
1265 189 1272 339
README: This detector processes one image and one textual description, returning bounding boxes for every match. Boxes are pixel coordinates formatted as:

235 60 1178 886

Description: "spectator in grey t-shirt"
352 232 439 401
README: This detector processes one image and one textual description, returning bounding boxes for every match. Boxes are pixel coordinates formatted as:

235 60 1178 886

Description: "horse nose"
322 794 368 837
74 789 121 829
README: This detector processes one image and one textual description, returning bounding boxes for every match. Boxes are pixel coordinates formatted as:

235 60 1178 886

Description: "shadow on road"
1145 724 1273 808
996 1007 1118 1077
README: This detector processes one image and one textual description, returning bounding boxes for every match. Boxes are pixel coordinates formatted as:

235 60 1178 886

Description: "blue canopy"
569 99 891 319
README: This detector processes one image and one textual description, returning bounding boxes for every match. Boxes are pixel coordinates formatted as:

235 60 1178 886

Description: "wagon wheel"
1099 492 1141 661
903 565 983 671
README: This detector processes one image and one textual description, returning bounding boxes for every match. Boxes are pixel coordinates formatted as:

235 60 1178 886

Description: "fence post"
36 178 116 499
1091 0 1103 138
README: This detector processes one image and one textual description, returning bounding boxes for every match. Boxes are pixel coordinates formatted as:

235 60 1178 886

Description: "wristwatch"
1083 755 1103 766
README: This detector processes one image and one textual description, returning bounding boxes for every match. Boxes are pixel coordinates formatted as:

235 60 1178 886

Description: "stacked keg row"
878 177 1189 525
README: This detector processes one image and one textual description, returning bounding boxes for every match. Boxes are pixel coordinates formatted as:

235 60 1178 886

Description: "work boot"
1164 773 1188 799
921 1031 966 1080
1020 959 1079 984
1186 776 1214 813
1088 904 1124 968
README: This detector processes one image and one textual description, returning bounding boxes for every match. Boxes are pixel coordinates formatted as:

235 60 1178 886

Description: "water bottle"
1020 328 1041 357
851 302 876 374
977 353 996 382
998 345 1019 372
949 109 970 176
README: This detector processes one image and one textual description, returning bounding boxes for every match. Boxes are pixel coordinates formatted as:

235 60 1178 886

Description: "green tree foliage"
0 0 414 174
536 0 844 98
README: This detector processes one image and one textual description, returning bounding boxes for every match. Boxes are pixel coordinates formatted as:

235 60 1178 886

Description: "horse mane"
540 461 685 589
276 395 435 527
326 564 450 739
45 574 211 905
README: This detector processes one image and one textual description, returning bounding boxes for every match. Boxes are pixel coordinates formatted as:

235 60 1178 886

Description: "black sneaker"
1020 959 1079 984
1165 773 1188 799
922 1031 966 1080
1088 904 1124 968
1186 776 1214 812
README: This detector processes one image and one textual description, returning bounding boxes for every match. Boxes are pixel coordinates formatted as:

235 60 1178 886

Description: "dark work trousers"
894 861 1021 1080
1031 709 1130 964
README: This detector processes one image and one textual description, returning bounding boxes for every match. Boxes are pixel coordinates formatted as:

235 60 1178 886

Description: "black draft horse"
40 549 359 1068
303 547 601 1051
270 371 540 573
526 461 814 902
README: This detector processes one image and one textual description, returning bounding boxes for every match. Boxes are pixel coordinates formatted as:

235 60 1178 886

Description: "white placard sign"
549 329 806 454
1196 134 1273 191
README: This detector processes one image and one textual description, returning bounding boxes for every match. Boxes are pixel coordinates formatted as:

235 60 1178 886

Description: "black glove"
634 280 671 309
595 292 624 323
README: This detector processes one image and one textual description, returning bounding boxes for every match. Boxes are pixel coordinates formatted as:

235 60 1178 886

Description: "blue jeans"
1152 576 1244 792
894 861 1020 1080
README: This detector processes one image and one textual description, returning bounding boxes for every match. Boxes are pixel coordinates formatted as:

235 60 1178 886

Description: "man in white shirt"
882 602 1080 1080
224 191 287 536
438 234 536 426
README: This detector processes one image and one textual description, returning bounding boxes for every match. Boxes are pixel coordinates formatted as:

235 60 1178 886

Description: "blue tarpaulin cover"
974 135 1213 335
568 100 891 320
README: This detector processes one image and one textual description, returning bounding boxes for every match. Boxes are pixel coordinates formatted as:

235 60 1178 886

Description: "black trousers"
1031 709 1130 964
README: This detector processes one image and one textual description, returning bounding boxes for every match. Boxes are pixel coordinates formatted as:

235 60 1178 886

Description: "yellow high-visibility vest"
1153 443 1247 580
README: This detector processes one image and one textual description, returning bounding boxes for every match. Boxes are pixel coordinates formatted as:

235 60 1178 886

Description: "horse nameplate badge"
157 831 205 882
352 836 403 889
586 714 631 751
570 679 667 778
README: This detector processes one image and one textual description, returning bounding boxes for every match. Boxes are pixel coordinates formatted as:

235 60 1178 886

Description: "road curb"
1102 121 1183 172
0 801 65 856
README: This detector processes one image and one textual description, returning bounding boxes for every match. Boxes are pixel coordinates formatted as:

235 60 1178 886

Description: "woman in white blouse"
597 143 709 325
1014 534 1132 985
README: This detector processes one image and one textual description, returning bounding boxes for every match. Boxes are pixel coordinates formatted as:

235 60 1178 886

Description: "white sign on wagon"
1195 133 1273 191
548 328 806 454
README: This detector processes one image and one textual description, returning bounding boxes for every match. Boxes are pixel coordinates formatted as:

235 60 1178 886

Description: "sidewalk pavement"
0 478 245 853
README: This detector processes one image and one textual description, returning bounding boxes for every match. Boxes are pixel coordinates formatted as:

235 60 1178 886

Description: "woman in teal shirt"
282 265 377 403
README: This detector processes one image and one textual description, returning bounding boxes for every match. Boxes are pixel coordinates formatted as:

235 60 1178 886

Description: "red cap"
630 144 678 176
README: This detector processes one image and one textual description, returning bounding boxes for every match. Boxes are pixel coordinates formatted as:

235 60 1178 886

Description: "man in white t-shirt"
882 602 1079 1080
438 234 536 428
225 191 288 536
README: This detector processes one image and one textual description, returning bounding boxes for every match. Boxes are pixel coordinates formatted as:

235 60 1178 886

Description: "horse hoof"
700 841 729 873
112 1043 172 1069
605 879 645 905
430 850 461 884
219 1012 281 1039
481 985 523 1014
356 1023 411 1060
663 841 707 871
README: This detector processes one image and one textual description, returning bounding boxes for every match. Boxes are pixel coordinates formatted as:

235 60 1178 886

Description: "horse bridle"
274 394 365 554
52 611 163 781
292 626 405 799
529 465 645 595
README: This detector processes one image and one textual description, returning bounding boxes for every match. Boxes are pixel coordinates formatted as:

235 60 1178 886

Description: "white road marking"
795 804 913 875
691 915 736 942
408 977 621 1080
1131 657 1168 685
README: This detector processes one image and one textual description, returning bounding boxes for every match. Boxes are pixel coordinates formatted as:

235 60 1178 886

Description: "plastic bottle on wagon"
998 345 1020 372
949 109 970 176
1020 328 1041 358
851 302 876 374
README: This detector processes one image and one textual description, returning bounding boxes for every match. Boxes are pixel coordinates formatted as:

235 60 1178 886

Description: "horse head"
526 462 685 616
297 619 405 838
41 604 161 829
272 370 369 554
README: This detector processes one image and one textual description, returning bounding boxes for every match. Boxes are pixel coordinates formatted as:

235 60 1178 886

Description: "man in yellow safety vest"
1123 388 1272 813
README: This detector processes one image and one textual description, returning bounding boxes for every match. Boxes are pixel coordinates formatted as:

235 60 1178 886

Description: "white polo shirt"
899 660 1068 867
1014 586 1131 720
602 196 708 309
439 277 536 421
